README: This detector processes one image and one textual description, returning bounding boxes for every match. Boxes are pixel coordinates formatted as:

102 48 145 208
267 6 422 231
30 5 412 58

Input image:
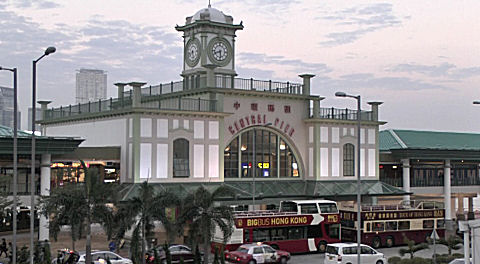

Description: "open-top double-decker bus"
213 200 341 253
340 200 445 248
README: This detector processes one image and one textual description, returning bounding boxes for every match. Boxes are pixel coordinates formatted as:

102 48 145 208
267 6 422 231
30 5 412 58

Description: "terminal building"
39 6 403 206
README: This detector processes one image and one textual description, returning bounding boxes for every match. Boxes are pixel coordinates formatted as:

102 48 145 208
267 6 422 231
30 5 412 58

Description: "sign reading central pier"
235 215 314 228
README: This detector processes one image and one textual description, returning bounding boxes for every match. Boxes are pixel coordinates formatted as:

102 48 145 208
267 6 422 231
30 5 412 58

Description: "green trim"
175 21 244 31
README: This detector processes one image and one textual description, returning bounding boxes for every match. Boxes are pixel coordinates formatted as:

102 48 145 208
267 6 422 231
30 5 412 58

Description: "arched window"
173 138 189 177
343 143 355 176
224 128 299 178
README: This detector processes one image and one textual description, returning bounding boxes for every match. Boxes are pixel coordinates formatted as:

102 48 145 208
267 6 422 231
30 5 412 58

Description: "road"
289 244 463 264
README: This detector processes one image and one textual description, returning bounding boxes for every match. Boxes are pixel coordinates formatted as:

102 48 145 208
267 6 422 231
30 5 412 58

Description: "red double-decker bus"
213 200 341 253
340 200 445 248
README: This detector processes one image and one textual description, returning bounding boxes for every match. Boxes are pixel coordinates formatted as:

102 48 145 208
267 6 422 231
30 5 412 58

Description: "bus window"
319 203 339 213
341 219 354 228
437 219 445 229
307 224 323 238
280 202 297 213
253 228 269 242
300 204 318 214
385 221 398 231
372 222 384 232
270 227 287 241
423 220 434 229
325 224 340 239
245 229 251 243
288 227 305 240
366 222 371 232
398 221 410 230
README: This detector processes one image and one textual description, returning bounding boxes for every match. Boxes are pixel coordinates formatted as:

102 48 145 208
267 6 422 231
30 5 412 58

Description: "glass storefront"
51 161 120 187
224 128 299 178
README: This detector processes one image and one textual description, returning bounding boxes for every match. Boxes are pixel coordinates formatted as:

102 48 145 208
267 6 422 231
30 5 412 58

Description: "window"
385 221 398 231
423 220 434 229
253 229 269 242
253 247 264 254
361 246 375 254
343 144 355 176
437 219 445 229
319 203 338 213
343 246 357 255
263 246 275 253
307 225 323 238
173 138 190 177
372 222 384 232
288 227 305 240
325 224 340 239
300 204 318 214
398 221 410 230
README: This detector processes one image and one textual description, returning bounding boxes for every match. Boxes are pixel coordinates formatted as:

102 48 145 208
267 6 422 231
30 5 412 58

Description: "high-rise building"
0 86 20 129
75 69 107 104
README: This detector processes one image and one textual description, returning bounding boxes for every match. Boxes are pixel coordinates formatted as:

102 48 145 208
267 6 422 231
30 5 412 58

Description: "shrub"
388 256 402 264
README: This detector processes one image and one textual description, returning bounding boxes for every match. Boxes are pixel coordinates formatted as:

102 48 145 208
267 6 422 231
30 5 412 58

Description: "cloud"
319 3 404 46
13 0 60 9
389 63 480 80
237 52 332 76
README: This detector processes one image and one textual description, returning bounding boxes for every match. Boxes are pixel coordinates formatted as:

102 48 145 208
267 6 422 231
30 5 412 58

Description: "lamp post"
335 91 362 264
252 123 272 209
31 46 56 264
0 66 18 264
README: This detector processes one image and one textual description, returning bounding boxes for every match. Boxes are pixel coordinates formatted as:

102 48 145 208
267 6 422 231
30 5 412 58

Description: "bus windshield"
279 202 297 212
319 203 338 213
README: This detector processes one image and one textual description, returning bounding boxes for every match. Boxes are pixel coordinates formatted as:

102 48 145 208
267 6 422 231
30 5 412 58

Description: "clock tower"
176 5 243 89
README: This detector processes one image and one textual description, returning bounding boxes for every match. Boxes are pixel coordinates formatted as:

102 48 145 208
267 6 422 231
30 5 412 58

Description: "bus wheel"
270 244 279 250
386 236 394 248
372 237 381 248
376 261 384 264
248 260 256 264
317 241 327 253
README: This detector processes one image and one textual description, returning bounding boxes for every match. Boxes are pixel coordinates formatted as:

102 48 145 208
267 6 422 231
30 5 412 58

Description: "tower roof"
187 6 234 25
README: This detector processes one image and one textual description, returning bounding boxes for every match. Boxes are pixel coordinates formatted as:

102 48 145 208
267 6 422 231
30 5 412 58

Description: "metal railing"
44 96 217 120
309 107 374 121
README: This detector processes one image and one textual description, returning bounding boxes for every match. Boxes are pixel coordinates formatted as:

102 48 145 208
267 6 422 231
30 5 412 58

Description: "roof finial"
208 0 211 8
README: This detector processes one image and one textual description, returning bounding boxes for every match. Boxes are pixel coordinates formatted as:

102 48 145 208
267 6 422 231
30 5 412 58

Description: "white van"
324 243 386 264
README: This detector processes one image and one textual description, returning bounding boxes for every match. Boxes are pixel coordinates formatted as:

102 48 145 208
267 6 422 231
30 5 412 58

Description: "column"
37 101 51 135
367 102 383 121
444 160 452 220
401 159 411 202
469 197 475 220
129 82 146 108
299 74 315 95
39 154 51 241
458 195 465 220
204 64 218 88
114 82 128 99
312 99 320 118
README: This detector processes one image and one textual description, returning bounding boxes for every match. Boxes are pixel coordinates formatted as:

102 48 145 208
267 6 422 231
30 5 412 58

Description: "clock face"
207 37 232 66
212 42 228 61
185 38 201 67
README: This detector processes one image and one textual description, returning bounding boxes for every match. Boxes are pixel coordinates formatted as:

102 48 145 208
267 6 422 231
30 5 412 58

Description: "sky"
0 0 479 132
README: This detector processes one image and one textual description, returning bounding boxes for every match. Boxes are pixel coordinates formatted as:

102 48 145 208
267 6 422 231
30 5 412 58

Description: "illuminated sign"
235 215 313 228
258 162 269 169
326 214 339 223
341 209 445 221
227 114 295 137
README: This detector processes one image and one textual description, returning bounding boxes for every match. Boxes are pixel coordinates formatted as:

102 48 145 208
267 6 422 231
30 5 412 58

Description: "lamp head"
473 101 480 105
45 46 56 56
335 91 347 97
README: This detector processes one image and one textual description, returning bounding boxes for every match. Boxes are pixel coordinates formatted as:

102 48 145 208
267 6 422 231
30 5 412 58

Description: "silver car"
77 251 133 264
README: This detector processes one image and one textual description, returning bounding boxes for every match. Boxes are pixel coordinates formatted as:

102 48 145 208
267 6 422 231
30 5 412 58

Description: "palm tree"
438 235 463 255
115 181 180 264
399 236 429 259
40 160 117 264
179 186 235 264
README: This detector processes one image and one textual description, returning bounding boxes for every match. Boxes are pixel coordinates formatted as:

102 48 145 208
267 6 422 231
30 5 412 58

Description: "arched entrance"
224 127 301 179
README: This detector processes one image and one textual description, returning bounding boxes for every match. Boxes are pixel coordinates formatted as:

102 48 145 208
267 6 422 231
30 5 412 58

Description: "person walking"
0 239 7 258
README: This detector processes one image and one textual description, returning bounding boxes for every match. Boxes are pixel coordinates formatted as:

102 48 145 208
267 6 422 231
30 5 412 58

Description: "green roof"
380 129 480 151
118 180 408 202
0 125 38 138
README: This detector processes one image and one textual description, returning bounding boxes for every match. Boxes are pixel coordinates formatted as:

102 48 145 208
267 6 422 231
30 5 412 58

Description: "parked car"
224 243 290 264
146 244 200 264
324 243 386 264
448 259 472 264
51 249 80 264
77 250 133 264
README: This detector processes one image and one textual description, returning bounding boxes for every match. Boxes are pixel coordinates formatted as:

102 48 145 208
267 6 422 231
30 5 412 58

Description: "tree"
179 186 235 264
438 235 463 255
114 181 180 264
399 236 429 259
40 160 117 264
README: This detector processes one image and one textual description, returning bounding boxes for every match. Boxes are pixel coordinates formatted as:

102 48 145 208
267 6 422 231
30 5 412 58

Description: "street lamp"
335 91 362 264
0 66 18 264
252 122 272 208
31 46 56 264
473 101 480 105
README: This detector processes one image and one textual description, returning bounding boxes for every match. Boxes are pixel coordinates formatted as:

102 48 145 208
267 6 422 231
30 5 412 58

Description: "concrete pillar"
469 197 475 220
444 160 452 220
39 154 51 241
313 99 320 118
129 82 146 108
458 195 465 220
114 82 128 100
367 102 383 121
401 159 411 202
37 101 51 135
464 229 470 264
204 64 218 88
299 74 315 95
